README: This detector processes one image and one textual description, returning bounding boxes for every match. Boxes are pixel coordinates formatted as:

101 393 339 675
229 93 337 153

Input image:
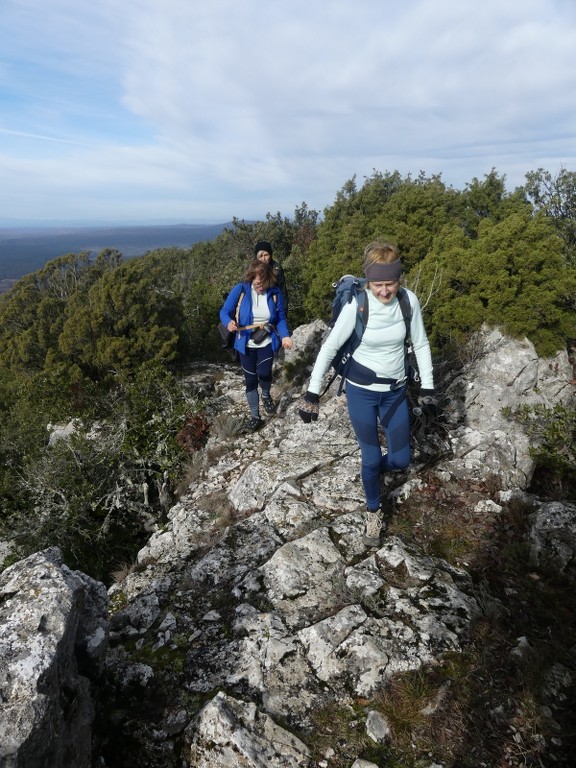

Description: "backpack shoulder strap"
354 287 368 338
397 287 412 341
397 287 415 380
321 288 369 397
235 286 246 324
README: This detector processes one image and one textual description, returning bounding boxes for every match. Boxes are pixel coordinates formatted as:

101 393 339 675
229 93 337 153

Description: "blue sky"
1 0 575 226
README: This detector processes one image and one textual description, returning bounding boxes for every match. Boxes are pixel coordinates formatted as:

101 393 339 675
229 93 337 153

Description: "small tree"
507 401 576 500
525 166 576 264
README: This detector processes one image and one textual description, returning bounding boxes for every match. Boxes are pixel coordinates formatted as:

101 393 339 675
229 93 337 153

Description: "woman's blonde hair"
362 241 400 271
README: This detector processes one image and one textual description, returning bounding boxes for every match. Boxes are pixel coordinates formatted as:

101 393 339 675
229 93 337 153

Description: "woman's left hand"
281 337 293 350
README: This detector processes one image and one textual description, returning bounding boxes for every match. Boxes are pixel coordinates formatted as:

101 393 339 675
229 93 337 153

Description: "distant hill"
0 223 232 283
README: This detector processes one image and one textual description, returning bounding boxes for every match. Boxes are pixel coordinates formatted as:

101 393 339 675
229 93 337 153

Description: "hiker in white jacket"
299 241 435 546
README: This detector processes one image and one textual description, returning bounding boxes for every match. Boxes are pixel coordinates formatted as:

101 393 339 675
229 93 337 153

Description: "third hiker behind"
254 240 289 316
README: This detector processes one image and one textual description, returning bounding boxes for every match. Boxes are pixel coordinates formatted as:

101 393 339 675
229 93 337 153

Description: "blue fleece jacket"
219 282 290 355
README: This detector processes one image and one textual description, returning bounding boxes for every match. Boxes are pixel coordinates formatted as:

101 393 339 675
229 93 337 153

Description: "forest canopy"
2 168 575 381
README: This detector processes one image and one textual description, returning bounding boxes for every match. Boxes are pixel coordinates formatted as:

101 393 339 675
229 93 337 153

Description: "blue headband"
364 259 402 281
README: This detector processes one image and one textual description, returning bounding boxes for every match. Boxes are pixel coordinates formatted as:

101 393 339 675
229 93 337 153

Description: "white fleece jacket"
308 287 434 395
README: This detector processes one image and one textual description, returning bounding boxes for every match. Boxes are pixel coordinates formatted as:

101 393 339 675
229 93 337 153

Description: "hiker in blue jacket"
220 259 292 431
299 241 436 546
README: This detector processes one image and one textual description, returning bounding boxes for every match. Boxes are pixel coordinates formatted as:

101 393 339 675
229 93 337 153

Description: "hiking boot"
262 396 276 415
246 416 263 431
363 508 384 548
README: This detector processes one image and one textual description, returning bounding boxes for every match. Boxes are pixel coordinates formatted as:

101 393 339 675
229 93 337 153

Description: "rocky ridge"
1 324 575 767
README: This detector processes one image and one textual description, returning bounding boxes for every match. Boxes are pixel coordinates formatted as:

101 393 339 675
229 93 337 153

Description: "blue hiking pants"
240 344 274 395
346 382 411 510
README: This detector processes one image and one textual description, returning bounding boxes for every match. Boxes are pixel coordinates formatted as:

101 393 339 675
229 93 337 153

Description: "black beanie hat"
254 240 273 256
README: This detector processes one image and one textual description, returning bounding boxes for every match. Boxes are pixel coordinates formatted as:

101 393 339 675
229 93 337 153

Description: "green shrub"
506 401 576 499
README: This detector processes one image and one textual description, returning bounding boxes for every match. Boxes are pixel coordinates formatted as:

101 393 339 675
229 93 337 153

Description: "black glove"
299 391 320 423
417 389 438 420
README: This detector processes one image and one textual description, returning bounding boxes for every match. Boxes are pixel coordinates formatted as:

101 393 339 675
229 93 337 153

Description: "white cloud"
1 0 576 223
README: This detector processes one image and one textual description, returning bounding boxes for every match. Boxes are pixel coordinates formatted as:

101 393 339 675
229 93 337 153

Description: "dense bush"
299 169 576 357
1 361 199 581
507 401 576 500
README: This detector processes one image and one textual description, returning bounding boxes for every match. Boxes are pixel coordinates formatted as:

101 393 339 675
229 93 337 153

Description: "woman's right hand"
227 320 237 332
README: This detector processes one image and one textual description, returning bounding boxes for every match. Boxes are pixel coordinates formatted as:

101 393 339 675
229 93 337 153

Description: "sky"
1 0 575 227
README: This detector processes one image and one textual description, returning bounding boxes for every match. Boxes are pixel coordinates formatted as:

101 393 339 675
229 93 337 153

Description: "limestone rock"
443 326 573 487
528 501 576 575
0 547 108 768
2 327 573 768
183 691 311 767
366 708 391 743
